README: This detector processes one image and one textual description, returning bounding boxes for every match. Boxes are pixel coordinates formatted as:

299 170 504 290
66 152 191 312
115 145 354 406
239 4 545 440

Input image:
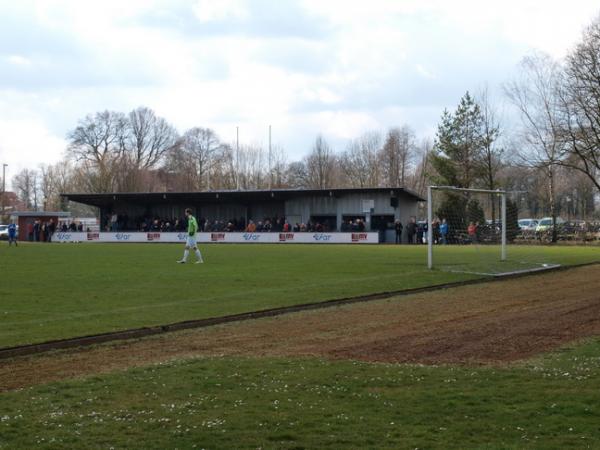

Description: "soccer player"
177 208 204 264
8 221 17 247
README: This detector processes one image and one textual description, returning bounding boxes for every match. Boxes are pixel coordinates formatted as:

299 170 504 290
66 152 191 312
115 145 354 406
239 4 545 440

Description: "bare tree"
67 110 128 193
285 161 310 188
238 144 267 189
163 142 197 191
476 87 503 222
268 145 289 189
340 131 382 188
412 138 433 195
380 126 415 187
305 135 336 189
38 162 77 210
12 168 38 210
560 15 600 192
504 52 566 241
179 127 223 190
127 107 178 170
68 110 128 164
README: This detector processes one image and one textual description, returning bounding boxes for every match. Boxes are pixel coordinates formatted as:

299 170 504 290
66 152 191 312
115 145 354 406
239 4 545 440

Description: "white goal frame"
427 186 506 270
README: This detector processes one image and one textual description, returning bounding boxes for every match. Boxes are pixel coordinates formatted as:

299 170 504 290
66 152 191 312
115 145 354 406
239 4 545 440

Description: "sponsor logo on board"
351 233 368 242
211 233 226 242
147 232 161 241
279 233 294 242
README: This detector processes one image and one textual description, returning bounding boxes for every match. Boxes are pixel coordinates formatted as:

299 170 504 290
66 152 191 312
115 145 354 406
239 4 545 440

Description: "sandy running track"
1 265 600 391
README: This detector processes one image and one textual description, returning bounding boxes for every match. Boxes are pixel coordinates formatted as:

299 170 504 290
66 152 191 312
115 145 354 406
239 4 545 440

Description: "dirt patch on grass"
2 265 600 391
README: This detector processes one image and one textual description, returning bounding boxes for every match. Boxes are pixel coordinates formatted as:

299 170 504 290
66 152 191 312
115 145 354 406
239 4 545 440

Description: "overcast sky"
1 0 599 189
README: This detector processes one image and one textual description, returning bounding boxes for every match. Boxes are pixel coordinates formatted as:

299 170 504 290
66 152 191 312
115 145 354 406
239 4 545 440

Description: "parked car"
518 218 538 232
535 217 565 233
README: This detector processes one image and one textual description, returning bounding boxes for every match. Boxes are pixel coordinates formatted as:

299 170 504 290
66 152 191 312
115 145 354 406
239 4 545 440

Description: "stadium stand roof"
10 211 71 217
62 187 426 208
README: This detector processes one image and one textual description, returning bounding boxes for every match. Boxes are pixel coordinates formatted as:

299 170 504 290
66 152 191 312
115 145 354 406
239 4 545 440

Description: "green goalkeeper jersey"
187 215 198 237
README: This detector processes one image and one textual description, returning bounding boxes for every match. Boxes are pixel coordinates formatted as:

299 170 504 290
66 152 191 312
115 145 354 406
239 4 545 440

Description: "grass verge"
2 338 600 449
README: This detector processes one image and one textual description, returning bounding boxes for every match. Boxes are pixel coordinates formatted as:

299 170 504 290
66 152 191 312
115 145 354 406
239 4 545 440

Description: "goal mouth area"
438 262 562 278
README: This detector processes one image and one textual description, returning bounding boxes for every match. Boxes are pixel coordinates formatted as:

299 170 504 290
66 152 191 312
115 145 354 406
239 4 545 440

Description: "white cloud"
6 55 32 66
0 118 66 190
0 0 598 176
192 0 248 23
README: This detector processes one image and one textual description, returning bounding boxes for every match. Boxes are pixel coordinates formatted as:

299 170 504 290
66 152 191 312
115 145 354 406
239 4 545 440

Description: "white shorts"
186 236 197 247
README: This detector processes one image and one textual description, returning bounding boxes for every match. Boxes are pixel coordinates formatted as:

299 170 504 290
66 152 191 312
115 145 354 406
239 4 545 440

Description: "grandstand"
62 187 425 242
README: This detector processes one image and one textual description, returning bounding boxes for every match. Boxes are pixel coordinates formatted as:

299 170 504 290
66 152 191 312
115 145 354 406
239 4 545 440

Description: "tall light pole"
268 125 272 190
236 126 240 190
1 163 7 221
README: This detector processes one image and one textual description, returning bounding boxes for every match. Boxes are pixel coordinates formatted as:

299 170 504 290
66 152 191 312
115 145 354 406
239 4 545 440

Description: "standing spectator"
110 212 118 231
416 221 423 244
406 217 416 244
440 218 449 244
27 221 34 241
37 221 44 241
468 221 478 243
432 219 440 244
47 219 56 242
394 220 403 244
8 220 17 247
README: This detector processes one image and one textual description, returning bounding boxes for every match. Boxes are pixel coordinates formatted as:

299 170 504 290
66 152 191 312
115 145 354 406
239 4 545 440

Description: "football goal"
427 186 560 276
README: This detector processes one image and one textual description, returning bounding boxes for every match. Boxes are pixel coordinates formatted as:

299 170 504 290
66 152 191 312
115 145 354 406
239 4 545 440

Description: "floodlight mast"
501 191 507 261
427 185 433 269
427 185 508 270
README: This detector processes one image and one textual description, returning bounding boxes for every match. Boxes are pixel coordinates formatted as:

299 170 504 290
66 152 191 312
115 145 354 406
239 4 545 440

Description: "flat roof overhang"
10 211 71 217
61 187 426 209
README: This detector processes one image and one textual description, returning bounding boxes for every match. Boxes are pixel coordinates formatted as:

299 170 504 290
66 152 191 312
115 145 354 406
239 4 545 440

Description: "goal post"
427 185 560 276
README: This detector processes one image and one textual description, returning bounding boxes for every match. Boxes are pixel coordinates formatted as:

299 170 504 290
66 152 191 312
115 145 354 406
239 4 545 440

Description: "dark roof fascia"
10 211 71 217
61 187 426 207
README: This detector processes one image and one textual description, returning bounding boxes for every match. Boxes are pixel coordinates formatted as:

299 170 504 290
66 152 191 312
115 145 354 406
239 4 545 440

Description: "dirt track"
1 265 600 391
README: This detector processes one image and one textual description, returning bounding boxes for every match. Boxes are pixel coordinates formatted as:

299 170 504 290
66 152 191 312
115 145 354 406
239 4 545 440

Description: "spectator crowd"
102 213 369 234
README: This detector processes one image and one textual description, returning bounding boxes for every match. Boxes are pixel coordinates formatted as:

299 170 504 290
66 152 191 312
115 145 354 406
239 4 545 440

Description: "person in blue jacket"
8 220 17 247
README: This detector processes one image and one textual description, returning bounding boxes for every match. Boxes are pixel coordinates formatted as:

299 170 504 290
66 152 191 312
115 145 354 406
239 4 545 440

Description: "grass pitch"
0 243 598 348
2 340 600 449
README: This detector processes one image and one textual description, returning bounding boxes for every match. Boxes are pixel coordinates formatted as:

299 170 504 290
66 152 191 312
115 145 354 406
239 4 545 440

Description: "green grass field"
2 340 600 449
1 243 599 348
2 243 600 449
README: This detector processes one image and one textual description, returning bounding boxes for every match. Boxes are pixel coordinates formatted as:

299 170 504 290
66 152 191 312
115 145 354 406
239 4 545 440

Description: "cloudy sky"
1 0 599 188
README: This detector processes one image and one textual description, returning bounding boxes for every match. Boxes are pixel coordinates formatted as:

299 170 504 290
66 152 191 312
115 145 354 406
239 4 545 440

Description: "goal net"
427 186 561 276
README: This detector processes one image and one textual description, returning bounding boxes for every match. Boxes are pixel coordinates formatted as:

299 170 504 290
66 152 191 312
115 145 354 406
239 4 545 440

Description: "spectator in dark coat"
406 217 416 244
394 220 403 244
